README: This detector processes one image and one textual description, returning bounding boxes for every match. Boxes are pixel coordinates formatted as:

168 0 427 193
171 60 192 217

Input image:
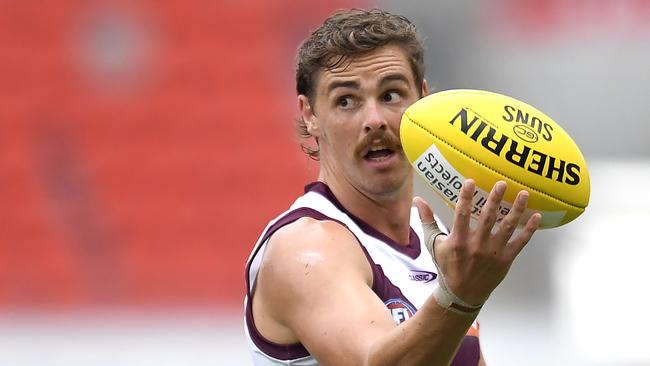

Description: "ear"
298 95 320 137
421 79 429 97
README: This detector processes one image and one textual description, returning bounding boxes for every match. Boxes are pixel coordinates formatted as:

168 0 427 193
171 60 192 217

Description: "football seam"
405 118 585 210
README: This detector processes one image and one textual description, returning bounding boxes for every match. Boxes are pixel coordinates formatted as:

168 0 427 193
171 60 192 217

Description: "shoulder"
254 217 374 329
260 217 372 289
252 218 402 363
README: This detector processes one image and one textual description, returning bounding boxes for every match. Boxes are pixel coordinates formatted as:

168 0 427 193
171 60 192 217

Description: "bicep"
259 219 397 366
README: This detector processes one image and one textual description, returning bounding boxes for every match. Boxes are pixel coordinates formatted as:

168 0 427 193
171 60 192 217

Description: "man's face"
300 44 424 198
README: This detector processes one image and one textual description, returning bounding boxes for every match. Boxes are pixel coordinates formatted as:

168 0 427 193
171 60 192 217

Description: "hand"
414 179 541 306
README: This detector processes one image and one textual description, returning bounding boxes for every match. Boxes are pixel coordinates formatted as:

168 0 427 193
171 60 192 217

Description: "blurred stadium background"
1 0 648 365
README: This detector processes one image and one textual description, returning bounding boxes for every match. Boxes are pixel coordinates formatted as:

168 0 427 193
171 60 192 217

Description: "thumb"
413 196 435 224
413 196 445 258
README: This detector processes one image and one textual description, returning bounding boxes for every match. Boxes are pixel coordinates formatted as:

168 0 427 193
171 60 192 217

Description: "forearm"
364 296 476 366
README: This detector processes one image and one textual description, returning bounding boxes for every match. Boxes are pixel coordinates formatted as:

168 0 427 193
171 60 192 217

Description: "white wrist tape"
432 278 482 317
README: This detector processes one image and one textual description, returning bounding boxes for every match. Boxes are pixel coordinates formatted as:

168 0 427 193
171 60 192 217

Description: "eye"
337 96 355 109
382 91 402 103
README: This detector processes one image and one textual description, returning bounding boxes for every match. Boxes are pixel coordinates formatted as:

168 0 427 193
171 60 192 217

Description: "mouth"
364 144 395 161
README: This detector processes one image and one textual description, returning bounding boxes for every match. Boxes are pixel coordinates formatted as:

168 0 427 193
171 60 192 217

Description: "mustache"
357 130 402 154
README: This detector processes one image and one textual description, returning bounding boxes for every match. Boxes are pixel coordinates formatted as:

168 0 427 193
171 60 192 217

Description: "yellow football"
401 89 590 228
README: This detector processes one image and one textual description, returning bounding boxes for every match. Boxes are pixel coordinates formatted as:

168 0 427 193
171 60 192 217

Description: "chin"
363 172 412 198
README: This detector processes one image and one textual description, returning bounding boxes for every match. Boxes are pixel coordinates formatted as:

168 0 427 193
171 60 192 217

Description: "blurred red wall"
0 0 364 311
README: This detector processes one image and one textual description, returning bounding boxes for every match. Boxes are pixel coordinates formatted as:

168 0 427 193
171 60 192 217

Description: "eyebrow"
326 80 359 94
378 73 411 88
326 73 412 95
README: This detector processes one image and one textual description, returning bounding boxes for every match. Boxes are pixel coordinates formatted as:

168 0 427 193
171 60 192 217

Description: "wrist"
431 277 483 317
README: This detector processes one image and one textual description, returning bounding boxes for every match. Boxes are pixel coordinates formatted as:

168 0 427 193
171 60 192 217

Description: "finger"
505 212 541 259
476 180 507 239
451 179 475 240
413 197 444 257
413 196 434 224
494 190 529 243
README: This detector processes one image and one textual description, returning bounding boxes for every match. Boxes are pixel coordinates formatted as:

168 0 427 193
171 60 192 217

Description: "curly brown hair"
295 8 426 160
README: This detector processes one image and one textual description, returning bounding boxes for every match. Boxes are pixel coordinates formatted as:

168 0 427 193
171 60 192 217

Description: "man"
244 8 540 366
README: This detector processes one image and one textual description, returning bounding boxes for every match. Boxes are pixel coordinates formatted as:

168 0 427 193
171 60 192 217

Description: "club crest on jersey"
385 298 416 325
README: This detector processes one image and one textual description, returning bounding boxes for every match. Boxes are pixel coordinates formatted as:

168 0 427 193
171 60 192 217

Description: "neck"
319 172 414 245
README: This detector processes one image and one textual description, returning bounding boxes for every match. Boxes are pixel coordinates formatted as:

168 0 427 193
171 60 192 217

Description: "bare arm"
253 180 539 365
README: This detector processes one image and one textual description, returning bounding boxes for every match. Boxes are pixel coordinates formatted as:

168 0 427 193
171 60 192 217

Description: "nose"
363 101 387 133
